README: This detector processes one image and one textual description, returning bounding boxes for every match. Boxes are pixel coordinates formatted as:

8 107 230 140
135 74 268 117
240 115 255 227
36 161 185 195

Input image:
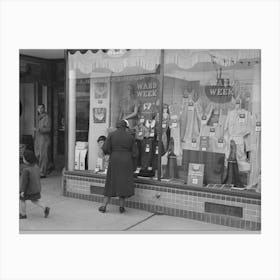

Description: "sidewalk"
19 173 246 233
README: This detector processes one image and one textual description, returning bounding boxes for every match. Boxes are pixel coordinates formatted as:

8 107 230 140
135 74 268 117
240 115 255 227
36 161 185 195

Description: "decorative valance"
68 49 260 75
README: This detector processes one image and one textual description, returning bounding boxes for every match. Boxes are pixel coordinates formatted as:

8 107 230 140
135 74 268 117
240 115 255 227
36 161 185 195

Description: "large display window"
66 49 261 192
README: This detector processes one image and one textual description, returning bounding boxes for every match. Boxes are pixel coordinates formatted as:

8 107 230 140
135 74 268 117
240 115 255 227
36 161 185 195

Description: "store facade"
62 49 261 230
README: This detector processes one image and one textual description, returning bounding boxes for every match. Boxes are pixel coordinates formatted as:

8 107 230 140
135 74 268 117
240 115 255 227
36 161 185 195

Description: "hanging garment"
195 101 214 135
155 110 170 153
135 123 145 141
151 140 165 170
143 119 156 138
224 108 251 168
181 97 200 147
223 141 244 188
247 113 261 188
169 103 183 156
140 138 154 170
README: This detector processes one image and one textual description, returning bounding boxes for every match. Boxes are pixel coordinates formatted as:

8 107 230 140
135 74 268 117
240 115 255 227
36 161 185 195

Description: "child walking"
20 150 50 219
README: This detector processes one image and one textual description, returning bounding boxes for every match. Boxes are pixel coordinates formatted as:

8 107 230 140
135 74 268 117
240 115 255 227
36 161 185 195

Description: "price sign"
191 138 197 148
187 163 204 187
155 146 159 155
210 127 216 137
188 103 194 111
145 144 150 153
218 138 224 148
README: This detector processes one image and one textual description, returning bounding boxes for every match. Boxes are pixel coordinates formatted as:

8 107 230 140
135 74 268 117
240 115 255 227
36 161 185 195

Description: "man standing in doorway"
34 104 51 178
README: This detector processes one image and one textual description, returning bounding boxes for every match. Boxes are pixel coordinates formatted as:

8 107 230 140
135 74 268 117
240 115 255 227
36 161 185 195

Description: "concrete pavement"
19 173 245 233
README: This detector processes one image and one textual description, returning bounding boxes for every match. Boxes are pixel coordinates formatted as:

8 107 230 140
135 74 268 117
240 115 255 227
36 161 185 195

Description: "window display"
67 49 261 192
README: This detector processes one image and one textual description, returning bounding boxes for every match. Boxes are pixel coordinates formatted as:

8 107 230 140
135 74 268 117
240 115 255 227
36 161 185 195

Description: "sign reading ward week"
136 77 159 121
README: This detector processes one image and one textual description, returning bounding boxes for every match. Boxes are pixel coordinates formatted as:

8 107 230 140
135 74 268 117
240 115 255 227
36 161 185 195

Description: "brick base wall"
63 171 261 231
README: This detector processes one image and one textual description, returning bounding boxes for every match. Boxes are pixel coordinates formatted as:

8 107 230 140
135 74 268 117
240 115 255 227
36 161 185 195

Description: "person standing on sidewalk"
98 120 137 213
19 150 50 219
34 104 51 178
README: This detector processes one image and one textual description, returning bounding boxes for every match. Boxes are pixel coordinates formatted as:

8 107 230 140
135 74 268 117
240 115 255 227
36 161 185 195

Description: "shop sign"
136 77 159 99
136 77 159 120
205 85 234 103
187 163 204 187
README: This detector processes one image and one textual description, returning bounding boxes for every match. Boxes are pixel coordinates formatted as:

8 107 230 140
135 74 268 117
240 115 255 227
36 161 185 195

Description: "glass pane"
162 49 261 191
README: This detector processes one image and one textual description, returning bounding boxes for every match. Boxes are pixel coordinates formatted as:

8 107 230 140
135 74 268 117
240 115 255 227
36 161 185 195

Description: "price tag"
191 138 197 148
150 132 155 137
192 178 198 185
171 122 178 128
201 115 207 125
239 113 245 123
218 138 224 149
155 146 159 154
210 128 216 137
138 131 143 136
202 147 206 151
162 123 167 128
145 145 150 153
256 122 261 132
188 103 194 111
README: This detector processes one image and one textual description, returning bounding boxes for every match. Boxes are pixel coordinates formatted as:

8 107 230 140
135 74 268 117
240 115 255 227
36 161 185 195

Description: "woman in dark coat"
98 120 137 213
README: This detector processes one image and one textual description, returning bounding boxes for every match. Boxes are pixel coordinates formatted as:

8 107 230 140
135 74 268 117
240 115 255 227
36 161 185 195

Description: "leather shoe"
98 206 106 213
44 207 50 218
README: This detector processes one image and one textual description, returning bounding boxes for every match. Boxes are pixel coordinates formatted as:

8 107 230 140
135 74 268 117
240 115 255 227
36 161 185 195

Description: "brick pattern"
63 174 261 231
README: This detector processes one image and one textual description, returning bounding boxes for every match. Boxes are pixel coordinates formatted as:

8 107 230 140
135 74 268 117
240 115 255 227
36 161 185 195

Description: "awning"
68 49 260 75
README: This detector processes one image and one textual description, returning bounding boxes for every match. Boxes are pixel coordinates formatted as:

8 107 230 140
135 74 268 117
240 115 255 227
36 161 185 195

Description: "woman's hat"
116 119 129 128
23 150 38 164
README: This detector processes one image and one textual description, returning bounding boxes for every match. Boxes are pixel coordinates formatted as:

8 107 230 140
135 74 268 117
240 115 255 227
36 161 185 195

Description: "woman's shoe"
119 207 126 213
19 214 27 219
98 205 106 213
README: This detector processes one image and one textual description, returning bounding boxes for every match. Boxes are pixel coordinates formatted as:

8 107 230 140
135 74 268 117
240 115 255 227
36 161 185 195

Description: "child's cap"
97 135 106 143
23 149 38 164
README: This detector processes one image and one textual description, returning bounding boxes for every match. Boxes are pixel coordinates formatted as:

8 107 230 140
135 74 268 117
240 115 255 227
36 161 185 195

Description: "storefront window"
67 49 261 191
162 50 261 190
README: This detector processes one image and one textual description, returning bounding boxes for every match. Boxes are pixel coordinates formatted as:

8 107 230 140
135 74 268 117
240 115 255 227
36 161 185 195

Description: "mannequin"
119 84 140 128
